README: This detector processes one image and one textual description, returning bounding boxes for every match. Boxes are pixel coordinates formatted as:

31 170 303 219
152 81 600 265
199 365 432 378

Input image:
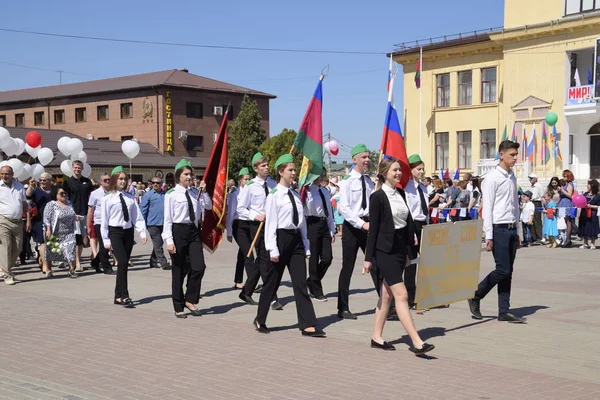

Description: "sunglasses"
58 192 66 196
102 179 110 183
152 182 161 185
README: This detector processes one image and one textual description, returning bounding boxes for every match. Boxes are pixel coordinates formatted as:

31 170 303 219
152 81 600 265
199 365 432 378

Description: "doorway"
589 123 600 179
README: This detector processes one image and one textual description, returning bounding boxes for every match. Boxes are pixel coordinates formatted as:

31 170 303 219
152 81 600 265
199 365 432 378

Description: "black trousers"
240 221 277 301
532 201 543 241
474 225 518 313
338 221 380 312
147 225 168 268
109 227 135 300
93 224 111 270
405 219 426 306
170 223 206 313
256 229 317 330
306 217 333 298
232 219 245 284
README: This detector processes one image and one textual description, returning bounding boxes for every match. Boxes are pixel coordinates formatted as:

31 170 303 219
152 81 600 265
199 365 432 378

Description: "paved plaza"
1 237 599 400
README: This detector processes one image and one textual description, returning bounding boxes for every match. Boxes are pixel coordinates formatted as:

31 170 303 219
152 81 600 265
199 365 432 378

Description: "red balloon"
330 147 339 156
25 131 42 148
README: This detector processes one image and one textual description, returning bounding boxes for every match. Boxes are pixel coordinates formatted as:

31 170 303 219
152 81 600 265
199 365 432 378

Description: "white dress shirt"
303 184 335 235
520 201 535 224
530 182 544 202
264 184 310 258
338 169 374 229
226 186 241 235
162 184 212 246
381 184 409 229
404 177 429 223
100 191 147 246
88 187 107 223
482 166 520 240
0 180 26 220
236 176 276 221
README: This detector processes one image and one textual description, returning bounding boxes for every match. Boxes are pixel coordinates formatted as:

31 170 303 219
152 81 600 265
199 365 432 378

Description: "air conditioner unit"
86 133 94 140
213 106 223 116
179 130 188 139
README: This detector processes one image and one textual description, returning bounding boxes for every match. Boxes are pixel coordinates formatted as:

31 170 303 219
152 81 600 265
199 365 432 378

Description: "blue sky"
0 0 504 163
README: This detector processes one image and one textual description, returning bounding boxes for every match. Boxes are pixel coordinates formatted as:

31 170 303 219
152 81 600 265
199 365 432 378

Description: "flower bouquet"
46 235 62 254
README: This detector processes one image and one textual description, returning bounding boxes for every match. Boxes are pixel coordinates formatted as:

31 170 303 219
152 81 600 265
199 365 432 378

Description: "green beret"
251 152 264 166
175 158 192 173
342 174 350 181
408 154 423 164
275 154 294 170
238 167 250 177
111 166 124 176
351 144 368 157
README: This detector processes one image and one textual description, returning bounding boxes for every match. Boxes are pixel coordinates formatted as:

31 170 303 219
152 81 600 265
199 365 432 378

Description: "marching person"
163 159 212 319
254 154 325 337
141 176 169 270
87 172 113 274
101 166 147 308
304 167 335 302
226 167 251 290
468 140 526 323
236 152 282 310
364 157 434 354
528 174 544 242
403 154 429 309
26 173 53 276
43 186 78 278
337 144 379 320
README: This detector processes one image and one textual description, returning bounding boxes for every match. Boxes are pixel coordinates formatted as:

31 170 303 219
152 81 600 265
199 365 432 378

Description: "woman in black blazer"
363 157 435 355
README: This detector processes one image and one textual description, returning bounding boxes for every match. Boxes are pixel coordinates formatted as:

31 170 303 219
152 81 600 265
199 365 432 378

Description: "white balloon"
25 144 40 157
17 164 32 181
323 141 331 152
60 160 72 177
57 137 72 157
67 138 83 156
82 163 92 178
2 138 17 156
8 158 23 176
37 148 54 166
121 140 140 159
14 138 25 156
72 150 87 164
0 161 8 168
0 127 11 147
30 164 45 180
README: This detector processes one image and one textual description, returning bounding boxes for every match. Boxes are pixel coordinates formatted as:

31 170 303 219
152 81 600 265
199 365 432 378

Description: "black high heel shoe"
414 343 435 355
185 305 202 317
253 318 270 334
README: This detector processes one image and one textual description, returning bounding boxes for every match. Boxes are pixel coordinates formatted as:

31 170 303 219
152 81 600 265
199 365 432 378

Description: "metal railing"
393 26 504 51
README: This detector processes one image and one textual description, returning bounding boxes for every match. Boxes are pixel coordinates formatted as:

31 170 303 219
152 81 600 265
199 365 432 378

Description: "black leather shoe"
414 343 435 355
498 312 527 323
337 310 357 320
239 293 258 305
103 268 115 275
253 318 270 334
302 328 326 338
175 312 187 319
122 298 135 308
371 339 396 350
468 298 483 319
271 300 284 310
186 306 202 317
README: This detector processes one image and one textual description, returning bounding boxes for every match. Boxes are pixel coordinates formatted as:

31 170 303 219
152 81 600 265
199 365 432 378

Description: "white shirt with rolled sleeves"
88 187 107 223
100 191 147 246
0 180 26 220
482 166 520 240
264 184 310 258
162 184 212 246
226 186 241 236
304 184 336 236
338 169 374 229
236 176 276 221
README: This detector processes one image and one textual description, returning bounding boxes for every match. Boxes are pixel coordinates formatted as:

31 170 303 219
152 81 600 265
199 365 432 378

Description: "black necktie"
119 193 129 223
288 189 299 226
318 187 329 218
417 185 429 217
361 176 367 210
263 182 269 197
185 190 196 222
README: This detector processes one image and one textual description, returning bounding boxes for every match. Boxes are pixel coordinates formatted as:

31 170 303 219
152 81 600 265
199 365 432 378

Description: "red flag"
201 109 229 252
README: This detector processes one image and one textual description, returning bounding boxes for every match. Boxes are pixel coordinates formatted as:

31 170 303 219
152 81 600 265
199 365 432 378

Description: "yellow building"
393 0 600 181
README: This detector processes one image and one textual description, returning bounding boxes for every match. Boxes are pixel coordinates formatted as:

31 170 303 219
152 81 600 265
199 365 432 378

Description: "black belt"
493 223 517 230
277 228 300 235
306 216 327 223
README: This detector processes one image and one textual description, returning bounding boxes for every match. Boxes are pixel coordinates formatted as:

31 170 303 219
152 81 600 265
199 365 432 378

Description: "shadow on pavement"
510 305 549 317
136 294 172 305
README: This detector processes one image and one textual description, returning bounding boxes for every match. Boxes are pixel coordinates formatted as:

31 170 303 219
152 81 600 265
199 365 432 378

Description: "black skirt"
374 227 408 286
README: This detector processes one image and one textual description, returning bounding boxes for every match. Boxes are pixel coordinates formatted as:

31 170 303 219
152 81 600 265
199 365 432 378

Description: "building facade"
0 69 275 158
394 0 600 181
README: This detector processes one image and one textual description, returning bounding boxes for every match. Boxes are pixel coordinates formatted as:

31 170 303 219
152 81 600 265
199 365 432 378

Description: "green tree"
260 128 304 175
228 94 266 179
367 149 380 174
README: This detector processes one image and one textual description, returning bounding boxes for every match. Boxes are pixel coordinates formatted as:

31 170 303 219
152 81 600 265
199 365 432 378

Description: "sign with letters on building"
566 85 594 105
165 91 173 152
415 219 483 310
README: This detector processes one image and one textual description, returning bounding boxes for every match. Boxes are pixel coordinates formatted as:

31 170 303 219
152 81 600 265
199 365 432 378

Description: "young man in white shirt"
468 140 526 323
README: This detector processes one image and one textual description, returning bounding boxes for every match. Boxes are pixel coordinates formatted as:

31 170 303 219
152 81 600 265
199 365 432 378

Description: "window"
0 115 6 127
97 137 110 140
34 111 44 126
186 135 204 151
565 0 600 15
458 71 472 106
75 107 87 123
131 174 143 183
120 102 133 119
480 129 496 159
15 113 24 127
481 67 497 103
569 134 574 165
54 109 65 124
121 135 133 141
222 104 234 120
435 132 449 170
436 74 450 108
97 105 109 121
457 131 472 169
186 102 203 119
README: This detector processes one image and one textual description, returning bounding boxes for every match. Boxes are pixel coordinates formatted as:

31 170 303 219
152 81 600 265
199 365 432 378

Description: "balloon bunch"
56 136 92 178
0 128 54 181
323 140 339 156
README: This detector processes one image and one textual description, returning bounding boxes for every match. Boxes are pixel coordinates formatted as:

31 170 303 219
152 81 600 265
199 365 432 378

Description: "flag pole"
418 46 423 156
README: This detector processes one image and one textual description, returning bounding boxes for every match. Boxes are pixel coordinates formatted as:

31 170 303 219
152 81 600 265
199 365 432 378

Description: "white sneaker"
4 276 15 285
